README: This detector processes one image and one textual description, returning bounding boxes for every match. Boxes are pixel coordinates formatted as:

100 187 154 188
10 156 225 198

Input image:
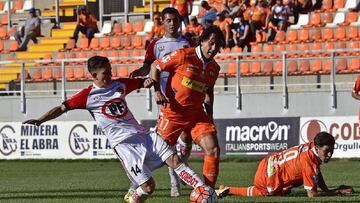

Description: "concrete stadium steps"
16 52 51 59
0 67 21 74
0 83 6 89
4 62 36 67
62 22 77 30
27 44 64 52
41 8 74 17
51 29 74 38
39 37 69 45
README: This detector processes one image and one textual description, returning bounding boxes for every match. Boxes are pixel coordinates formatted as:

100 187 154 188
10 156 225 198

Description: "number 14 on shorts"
131 164 142 176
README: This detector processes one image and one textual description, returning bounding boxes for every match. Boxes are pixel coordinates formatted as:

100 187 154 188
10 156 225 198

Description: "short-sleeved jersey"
153 46 220 112
63 78 148 148
171 0 192 16
353 75 360 93
184 23 203 36
266 142 321 192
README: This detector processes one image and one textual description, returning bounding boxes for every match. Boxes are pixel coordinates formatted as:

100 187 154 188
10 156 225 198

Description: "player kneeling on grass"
216 132 354 198
23 56 207 203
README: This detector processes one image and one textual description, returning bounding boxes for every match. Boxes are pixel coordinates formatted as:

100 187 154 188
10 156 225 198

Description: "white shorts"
113 131 174 186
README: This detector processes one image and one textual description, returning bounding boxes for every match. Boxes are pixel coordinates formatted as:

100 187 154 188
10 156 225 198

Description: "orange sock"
203 155 219 188
229 186 266 197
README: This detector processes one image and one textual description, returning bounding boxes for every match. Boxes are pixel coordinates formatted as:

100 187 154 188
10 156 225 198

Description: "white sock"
136 187 148 196
131 186 149 203
168 166 181 187
174 163 204 188
130 182 138 190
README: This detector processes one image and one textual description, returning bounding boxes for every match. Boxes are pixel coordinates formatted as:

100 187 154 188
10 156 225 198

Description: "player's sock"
203 155 219 188
228 186 265 197
129 187 149 203
174 163 204 188
168 166 181 197
177 137 192 161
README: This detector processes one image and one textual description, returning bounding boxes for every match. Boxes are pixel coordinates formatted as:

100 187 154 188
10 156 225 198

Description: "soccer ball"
190 185 217 203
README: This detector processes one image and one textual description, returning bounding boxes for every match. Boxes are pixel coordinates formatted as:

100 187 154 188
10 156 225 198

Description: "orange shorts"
156 110 216 146
254 157 284 196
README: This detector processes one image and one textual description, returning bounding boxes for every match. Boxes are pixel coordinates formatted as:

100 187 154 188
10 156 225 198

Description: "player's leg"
191 115 219 188
113 136 155 203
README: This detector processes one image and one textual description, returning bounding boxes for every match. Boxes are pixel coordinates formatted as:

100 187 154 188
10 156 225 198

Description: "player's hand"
336 185 354 195
23 119 42 126
154 91 168 107
129 66 150 78
143 78 154 88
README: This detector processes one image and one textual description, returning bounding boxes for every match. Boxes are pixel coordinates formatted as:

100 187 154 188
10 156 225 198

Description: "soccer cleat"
128 191 148 203
124 187 136 203
215 184 230 199
170 184 181 197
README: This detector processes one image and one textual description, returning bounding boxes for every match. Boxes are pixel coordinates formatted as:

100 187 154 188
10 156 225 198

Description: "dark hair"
88 56 110 73
161 7 180 20
314 132 335 147
201 1 209 7
198 25 225 48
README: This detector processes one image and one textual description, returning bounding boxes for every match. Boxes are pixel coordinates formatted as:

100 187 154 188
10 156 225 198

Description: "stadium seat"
89 51 97 57
347 27 359 40
65 67 74 80
110 36 122 50
340 12 358 26
117 66 128 77
287 44 297 57
42 68 53 80
131 50 142 63
324 42 334 51
0 26 9 39
333 0 345 10
303 13 323 28
0 39 3 53
320 0 333 11
31 68 42 81
290 14 309 29
322 28 334 42
335 27 346 41
263 44 274 58
120 51 130 62
111 22 123 35
339 0 356 12
88 37 100 50
299 60 311 74
274 31 286 44
311 28 322 42
273 61 283 75
250 62 261 75
74 67 85 80
336 58 348 73
100 36 110 50
263 62 273 75
124 22 135 35
54 68 62 80
9 40 18 52
322 12 333 25
109 51 119 62
13 0 24 13
227 63 236 77
298 43 310 57
349 41 359 49
285 30 297 43
326 12 344 27
298 29 310 42
1 14 8 25
61 38 76 51
232 46 242 53
99 51 107 57
0 1 4 11
122 36 132 49
73 37 89 51
348 59 360 72
311 60 322 73
287 60 298 74
240 62 250 75
132 35 144 49
133 21 144 33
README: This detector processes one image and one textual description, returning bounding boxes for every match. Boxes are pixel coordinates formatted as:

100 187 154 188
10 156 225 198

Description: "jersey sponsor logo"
181 76 208 93
161 55 171 64
0 125 17 155
101 98 128 119
69 124 90 155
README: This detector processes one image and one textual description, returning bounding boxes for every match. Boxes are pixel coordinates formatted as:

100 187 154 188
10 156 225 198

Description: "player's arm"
204 85 214 120
23 104 67 126
150 63 168 105
130 40 156 78
306 173 353 197
352 90 360 100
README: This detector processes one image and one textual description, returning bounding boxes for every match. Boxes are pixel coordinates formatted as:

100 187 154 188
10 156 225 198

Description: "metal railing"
0 48 358 114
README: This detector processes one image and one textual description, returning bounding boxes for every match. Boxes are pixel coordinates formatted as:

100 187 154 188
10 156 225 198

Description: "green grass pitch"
0 158 359 203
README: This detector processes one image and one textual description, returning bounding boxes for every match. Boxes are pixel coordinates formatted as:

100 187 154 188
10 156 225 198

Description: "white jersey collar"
195 46 205 63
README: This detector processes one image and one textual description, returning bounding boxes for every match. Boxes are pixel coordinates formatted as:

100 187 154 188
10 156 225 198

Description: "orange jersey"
184 23 203 36
149 24 165 38
154 47 220 113
79 13 98 29
353 75 360 93
249 6 269 24
261 142 321 194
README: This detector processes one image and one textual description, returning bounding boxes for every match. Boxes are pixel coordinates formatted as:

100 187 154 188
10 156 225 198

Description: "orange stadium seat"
109 51 119 62
322 28 334 41
298 43 309 57
131 50 142 63
124 22 135 35
324 42 334 50
321 0 333 11
248 45 261 59
99 51 107 57
274 31 286 43
117 66 128 77
285 30 297 43
31 69 42 81
287 60 298 74
111 67 117 79
110 37 122 49
250 62 261 75
232 46 242 53
0 26 9 39
263 62 273 75
287 44 297 57
8 26 16 37
112 22 123 35
347 27 359 40
349 59 360 72
61 38 76 51
133 21 144 33
53 52 66 65
263 44 274 58
227 63 236 77
337 41 346 49
9 40 18 52
89 51 97 57
240 62 250 75
88 37 100 50
349 41 359 49
273 61 283 75
54 68 62 80
0 1 4 10
1 14 8 25
132 36 144 49
66 67 74 80
120 51 130 62
74 67 85 80
298 29 310 42
322 12 333 24
42 68 53 80
0 40 3 52
340 12 358 26
122 36 132 49
310 42 322 56
13 0 24 12
299 60 310 74
321 59 331 74
275 44 285 53
311 29 322 41
73 37 89 51
336 59 347 73
303 13 323 28
311 60 322 73
100 36 110 50
335 27 346 40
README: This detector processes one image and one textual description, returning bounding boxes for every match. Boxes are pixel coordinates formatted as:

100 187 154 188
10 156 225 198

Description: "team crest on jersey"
158 45 165 53
101 98 128 119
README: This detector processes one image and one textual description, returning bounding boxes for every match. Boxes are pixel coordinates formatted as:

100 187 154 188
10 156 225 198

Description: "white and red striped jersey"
63 78 148 148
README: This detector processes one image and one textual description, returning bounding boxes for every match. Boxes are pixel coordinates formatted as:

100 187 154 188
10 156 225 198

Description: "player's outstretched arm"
23 104 67 126
150 63 168 106
129 63 151 78
307 173 353 197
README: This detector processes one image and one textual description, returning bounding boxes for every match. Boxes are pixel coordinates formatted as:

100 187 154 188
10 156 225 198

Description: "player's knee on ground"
165 154 182 169
199 135 220 157
141 178 156 194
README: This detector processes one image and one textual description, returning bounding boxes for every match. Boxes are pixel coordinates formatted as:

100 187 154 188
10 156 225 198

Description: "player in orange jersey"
352 75 360 125
150 26 225 188
216 132 354 198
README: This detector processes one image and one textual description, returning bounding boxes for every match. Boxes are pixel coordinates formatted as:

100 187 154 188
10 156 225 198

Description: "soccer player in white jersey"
129 7 196 197
23 56 207 203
